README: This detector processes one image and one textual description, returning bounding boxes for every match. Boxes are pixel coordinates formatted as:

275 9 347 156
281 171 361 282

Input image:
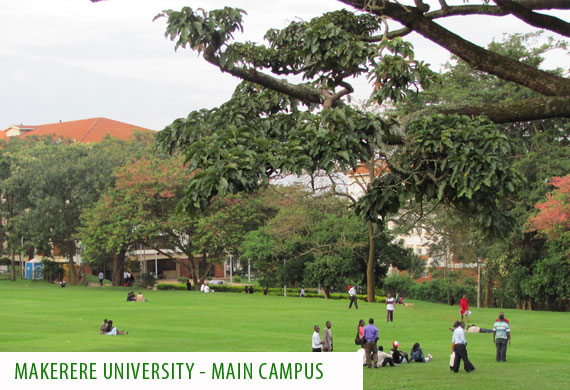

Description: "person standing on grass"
495 312 510 325
493 313 511 362
348 285 358 309
323 321 333 352
363 318 379 368
98 271 104 287
386 293 395 322
452 322 475 373
460 295 469 322
312 325 324 352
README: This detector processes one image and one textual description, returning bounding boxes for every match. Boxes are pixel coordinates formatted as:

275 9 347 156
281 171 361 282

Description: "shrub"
382 274 415 296
157 283 186 291
140 272 156 288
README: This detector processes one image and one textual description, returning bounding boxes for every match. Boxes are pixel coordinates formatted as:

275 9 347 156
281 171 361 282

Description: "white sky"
1 0 568 130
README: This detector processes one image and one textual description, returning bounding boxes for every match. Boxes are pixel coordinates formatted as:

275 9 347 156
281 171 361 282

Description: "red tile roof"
17 117 154 142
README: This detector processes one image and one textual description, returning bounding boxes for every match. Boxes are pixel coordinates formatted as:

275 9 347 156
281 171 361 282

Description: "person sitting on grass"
136 292 147 302
126 291 136 301
410 342 432 363
378 346 395 367
104 320 128 335
99 319 108 334
391 341 409 364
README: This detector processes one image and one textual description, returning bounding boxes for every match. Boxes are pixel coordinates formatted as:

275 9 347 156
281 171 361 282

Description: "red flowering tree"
527 175 570 240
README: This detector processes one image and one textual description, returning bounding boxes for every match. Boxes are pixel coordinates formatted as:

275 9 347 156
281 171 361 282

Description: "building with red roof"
2 117 154 142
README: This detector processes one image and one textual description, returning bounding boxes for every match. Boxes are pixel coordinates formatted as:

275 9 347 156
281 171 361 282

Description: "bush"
409 279 476 304
42 260 63 282
233 275 241 283
157 283 186 291
140 272 157 288
155 283 386 302
382 274 415 296
177 277 189 283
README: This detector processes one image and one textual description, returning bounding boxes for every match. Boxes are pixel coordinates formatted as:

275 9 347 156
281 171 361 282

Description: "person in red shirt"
495 311 509 324
460 295 469 322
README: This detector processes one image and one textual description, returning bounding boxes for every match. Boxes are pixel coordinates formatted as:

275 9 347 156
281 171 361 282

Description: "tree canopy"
154 1 565 300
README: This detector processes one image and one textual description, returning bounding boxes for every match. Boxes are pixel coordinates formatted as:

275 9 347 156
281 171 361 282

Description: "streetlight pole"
229 254 233 285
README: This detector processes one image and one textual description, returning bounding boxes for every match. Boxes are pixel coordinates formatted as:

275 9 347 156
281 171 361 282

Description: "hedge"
156 283 385 302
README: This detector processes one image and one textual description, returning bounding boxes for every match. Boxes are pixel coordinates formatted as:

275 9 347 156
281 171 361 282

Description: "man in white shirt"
98 271 104 287
312 325 323 352
348 285 358 309
386 294 395 322
452 322 475 373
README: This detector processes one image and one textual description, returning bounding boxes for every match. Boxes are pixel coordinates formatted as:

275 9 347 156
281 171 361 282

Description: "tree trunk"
484 275 493 308
367 221 376 302
323 286 331 299
111 250 126 286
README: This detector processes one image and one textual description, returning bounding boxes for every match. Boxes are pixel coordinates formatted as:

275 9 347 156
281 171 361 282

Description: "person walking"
348 285 358 309
452 321 475 373
312 325 324 352
363 318 379 368
323 321 333 352
493 312 511 362
386 293 395 322
98 271 104 287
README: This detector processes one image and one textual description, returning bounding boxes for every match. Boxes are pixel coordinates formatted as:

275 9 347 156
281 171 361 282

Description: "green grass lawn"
1 280 569 389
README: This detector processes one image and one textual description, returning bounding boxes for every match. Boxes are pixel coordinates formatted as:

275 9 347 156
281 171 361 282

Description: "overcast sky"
1 0 568 131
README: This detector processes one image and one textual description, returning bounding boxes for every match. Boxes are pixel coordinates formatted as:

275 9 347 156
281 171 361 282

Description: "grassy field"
1 280 569 389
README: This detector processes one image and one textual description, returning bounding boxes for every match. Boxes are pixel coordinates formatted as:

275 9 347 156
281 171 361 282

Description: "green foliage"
382 274 416 296
355 114 521 234
139 273 156 288
410 279 476 305
41 260 63 282
240 189 412 291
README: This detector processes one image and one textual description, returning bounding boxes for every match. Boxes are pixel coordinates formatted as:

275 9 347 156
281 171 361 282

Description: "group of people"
200 283 214 293
123 270 135 287
126 291 147 302
355 318 432 368
449 311 512 373
311 321 333 352
99 319 128 335
244 285 255 294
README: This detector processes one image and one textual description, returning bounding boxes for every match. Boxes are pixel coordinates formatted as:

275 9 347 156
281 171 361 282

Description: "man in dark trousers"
363 318 379 368
493 313 511 361
452 321 475 373
348 285 358 309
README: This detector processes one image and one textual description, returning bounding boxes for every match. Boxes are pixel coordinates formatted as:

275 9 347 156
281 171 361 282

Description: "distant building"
1 117 153 143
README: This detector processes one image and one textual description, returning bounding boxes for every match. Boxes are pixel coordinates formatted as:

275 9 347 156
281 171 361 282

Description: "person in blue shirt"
363 318 379 368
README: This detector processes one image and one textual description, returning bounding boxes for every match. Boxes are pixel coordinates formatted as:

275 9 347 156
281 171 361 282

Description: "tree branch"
340 0 570 97
493 0 570 38
402 96 570 125
203 51 329 107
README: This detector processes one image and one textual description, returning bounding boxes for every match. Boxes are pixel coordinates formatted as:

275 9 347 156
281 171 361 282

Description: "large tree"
80 156 273 288
5 135 154 284
241 189 412 297
154 3 545 301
